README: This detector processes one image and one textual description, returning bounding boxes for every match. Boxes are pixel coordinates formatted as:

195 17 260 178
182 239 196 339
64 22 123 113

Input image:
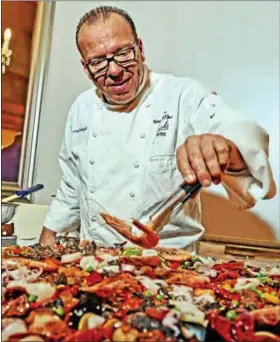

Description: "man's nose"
107 59 123 77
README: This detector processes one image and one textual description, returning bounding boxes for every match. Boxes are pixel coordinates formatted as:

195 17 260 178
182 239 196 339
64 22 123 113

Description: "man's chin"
106 91 135 105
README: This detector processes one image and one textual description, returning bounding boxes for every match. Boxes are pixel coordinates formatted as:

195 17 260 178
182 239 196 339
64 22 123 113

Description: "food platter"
1 240 280 341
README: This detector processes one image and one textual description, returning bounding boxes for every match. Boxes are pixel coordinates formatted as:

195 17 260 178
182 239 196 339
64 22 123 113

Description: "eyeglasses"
85 40 138 77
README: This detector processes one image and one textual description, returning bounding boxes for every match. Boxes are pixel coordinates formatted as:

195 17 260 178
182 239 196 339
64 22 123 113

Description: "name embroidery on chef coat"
153 113 173 137
72 127 88 133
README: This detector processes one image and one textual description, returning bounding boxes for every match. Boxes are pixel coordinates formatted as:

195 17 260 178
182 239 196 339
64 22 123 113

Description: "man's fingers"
200 136 222 184
176 144 196 183
178 134 232 188
186 137 211 187
39 227 57 247
213 138 231 171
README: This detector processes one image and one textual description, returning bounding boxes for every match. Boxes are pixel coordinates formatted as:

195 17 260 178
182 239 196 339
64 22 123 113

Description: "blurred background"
1 1 37 182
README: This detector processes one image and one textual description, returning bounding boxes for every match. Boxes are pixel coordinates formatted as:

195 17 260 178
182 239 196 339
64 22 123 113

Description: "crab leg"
100 213 159 249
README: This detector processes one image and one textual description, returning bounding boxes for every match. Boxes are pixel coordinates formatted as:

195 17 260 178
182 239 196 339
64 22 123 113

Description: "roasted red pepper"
207 310 232 342
212 286 241 301
232 312 255 342
148 256 162 267
215 271 240 281
270 274 280 282
95 289 113 298
70 285 79 296
59 289 79 314
65 327 112 342
207 309 256 342
145 307 168 321
29 302 43 310
86 271 104 286
169 262 181 270
95 256 104 263
144 269 156 279
239 269 254 277
214 262 244 271
114 297 143 319
10 247 21 255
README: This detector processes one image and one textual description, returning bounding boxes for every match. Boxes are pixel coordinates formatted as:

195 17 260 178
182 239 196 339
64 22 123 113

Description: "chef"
39 6 276 248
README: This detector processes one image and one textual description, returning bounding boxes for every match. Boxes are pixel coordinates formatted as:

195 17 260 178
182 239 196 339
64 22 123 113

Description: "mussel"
68 292 103 329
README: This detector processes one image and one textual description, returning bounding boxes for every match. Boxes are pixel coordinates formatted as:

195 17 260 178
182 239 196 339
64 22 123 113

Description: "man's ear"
137 38 145 62
81 59 92 81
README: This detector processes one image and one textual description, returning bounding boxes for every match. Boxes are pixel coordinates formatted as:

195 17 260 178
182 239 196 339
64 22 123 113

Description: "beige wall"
34 1 279 240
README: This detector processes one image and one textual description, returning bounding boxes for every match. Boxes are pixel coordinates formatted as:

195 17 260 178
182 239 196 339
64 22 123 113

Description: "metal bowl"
2 235 18 246
1 203 19 224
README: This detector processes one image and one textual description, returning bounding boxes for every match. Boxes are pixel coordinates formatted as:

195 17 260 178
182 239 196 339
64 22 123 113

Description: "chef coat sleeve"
178 80 276 209
43 106 81 233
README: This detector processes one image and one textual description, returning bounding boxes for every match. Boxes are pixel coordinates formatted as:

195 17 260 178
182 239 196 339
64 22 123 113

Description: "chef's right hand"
39 227 57 246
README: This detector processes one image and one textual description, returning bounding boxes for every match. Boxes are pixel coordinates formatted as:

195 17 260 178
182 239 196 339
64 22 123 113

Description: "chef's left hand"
176 133 247 187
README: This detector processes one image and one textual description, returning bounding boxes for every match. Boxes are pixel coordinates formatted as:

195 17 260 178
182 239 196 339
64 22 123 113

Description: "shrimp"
167 272 209 287
100 213 159 249
2 258 59 272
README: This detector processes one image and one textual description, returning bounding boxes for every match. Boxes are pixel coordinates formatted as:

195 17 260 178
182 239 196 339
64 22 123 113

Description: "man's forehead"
78 14 134 51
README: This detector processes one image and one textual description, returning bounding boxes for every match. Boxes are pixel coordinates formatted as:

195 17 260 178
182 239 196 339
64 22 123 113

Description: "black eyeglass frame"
85 40 138 78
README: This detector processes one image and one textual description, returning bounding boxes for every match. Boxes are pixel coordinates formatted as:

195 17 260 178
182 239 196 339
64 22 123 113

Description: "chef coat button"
92 132 98 137
90 187 96 193
145 103 151 108
129 192 135 198
133 162 140 168
89 159 95 165
140 132 146 138
91 216 97 222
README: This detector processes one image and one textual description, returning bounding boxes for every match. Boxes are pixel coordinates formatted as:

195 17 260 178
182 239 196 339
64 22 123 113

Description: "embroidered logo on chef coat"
72 127 88 133
154 112 173 137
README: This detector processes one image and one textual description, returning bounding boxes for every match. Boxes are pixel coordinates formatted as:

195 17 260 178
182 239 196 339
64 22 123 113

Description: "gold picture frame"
1 1 55 199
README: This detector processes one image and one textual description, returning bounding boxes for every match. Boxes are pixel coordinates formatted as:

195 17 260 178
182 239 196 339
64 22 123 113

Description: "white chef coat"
44 72 275 248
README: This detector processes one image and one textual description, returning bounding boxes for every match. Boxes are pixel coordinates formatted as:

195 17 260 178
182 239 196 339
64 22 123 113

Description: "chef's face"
78 14 145 104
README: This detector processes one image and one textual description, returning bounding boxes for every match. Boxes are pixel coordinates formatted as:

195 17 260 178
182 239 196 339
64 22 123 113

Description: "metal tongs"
138 181 202 232
101 181 202 248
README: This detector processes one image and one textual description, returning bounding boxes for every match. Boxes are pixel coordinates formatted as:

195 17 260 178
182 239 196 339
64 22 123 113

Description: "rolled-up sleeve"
179 81 276 208
43 107 81 233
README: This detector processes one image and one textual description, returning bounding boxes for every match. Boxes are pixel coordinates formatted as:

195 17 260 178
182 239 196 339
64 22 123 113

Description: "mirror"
1 1 55 199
